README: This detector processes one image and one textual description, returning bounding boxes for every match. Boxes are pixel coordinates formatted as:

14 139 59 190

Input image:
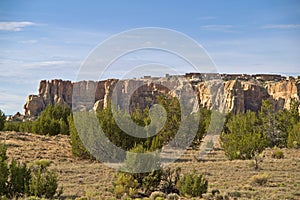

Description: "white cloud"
0 21 36 31
20 40 38 44
23 60 77 68
200 25 234 32
262 24 300 29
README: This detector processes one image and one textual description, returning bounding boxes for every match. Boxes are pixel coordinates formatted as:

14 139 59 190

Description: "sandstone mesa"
23 73 300 118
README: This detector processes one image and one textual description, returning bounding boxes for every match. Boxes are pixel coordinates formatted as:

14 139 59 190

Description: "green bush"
221 111 267 160
114 144 162 198
271 148 284 159
33 105 71 136
4 121 21 132
0 109 5 131
7 160 31 198
177 171 208 197
287 122 300 148
29 160 58 198
113 172 139 198
0 143 61 198
0 144 9 196
68 114 93 159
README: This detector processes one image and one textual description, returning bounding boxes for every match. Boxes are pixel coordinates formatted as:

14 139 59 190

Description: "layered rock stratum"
23 73 300 117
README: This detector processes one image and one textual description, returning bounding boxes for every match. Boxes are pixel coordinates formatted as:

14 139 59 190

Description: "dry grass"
1 131 299 200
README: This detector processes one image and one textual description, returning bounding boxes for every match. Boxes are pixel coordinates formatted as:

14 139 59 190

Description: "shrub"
33 105 71 136
220 111 267 160
7 160 31 198
287 122 300 149
68 114 93 159
29 160 59 198
3 121 21 132
160 167 181 194
177 171 208 197
0 143 8 196
271 148 284 159
0 157 8 196
0 109 5 131
149 191 166 200
0 143 61 198
114 144 162 198
250 173 269 186
0 143 8 162
166 193 180 200
113 172 139 198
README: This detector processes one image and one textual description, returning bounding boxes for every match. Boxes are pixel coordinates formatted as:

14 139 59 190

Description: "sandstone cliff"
24 76 300 117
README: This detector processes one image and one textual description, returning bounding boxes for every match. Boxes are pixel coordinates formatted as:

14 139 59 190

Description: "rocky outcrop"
23 76 300 117
265 79 300 110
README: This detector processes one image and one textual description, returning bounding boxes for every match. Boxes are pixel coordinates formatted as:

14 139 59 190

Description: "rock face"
24 76 300 117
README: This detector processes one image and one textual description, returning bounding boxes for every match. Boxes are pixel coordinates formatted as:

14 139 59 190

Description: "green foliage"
3 121 21 132
0 109 5 131
220 111 267 160
0 143 60 198
7 160 31 198
4 105 71 136
271 148 284 159
113 172 139 198
33 105 71 135
0 160 8 196
287 122 300 148
114 144 163 197
4 121 34 133
177 171 208 197
68 114 93 159
259 99 286 147
29 160 58 198
125 144 162 195
0 144 9 196
0 143 8 162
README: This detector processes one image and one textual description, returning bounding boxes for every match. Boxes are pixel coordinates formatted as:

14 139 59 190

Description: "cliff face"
24 77 300 117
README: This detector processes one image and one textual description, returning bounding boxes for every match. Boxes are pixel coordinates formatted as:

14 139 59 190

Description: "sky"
0 0 300 115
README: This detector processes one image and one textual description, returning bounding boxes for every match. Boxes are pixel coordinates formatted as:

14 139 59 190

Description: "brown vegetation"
1 131 299 199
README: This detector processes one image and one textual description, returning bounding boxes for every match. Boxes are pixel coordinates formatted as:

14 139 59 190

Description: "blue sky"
0 0 300 114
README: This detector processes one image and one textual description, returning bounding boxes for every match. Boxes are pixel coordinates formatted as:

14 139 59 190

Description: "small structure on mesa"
252 74 284 81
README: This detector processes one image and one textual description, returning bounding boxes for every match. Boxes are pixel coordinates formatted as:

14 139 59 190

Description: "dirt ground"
0 131 299 200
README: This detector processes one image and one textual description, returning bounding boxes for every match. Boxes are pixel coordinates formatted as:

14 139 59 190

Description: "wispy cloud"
262 24 300 29
20 40 38 44
23 60 78 68
0 21 36 31
200 25 234 32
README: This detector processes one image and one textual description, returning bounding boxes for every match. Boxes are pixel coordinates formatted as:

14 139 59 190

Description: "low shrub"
7 160 31 198
0 143 61 198
177 171 208 197
250 173 269 186
149 191 166 200
29 160 59 198
113 144 162 198
160 167 180 194
272 148 284 159
287 122 300 149
113 172 139 198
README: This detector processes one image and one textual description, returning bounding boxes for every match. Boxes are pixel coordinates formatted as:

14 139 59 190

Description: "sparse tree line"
0 96 299 199
220 98 300 161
